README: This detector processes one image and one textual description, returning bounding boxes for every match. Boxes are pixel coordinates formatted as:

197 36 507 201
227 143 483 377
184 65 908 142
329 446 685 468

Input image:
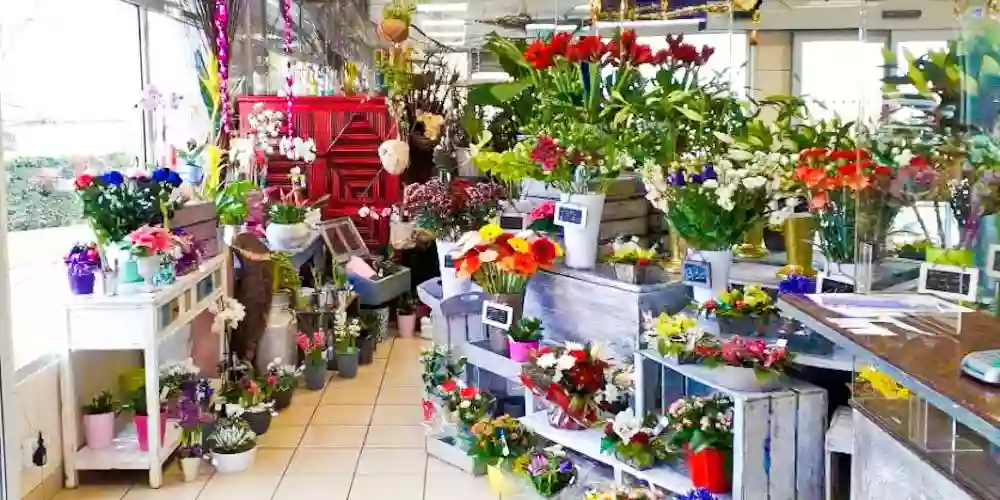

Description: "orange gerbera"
455 250 481 278
511 252 539 276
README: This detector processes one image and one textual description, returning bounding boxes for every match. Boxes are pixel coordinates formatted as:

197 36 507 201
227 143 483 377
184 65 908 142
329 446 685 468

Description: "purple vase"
69 271 96 295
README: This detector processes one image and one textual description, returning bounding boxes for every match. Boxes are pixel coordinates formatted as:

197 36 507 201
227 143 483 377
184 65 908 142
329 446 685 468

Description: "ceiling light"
595 18 701 29
418 19 467 27
416 3 468 13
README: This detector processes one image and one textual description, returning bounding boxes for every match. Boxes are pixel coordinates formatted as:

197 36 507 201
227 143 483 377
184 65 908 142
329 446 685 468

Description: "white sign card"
918 262 979 303
481 300 514 330
553 202 587 228
816 273 855 294
987 244 1000 280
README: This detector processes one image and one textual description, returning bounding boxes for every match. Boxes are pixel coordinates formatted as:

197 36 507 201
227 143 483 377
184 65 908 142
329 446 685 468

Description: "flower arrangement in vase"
514 446 576 498
65 243 101 295
520 342 610 429
332 311 362 379
81 391 118 450
208 417 257 474
665 394 734 494
265 358 300 410
437 381 495 430
467 415 534 470
297 331 327 390
127 225 173 290
507 316 544 363
600 410 675 470
177 377 214 482
604 236 658 284
642 312 715 363
697 285 780 337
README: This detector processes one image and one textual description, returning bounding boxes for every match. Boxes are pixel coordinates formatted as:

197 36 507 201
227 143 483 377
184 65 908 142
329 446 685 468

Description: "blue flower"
167 171 183 187
778 274 816 294
701 163 718 181
676 489 717 500
557 460 573 474
151 168 172 183
101 171 124 186
669 170 687 186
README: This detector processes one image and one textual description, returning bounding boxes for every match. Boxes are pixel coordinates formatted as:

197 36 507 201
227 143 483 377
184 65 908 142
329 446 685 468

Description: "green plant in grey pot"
358 310 380 365
333 311 362 379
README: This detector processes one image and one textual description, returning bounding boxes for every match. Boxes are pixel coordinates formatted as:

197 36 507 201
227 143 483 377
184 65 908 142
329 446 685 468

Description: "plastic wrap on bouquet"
508 459 598 500
582 482 669 500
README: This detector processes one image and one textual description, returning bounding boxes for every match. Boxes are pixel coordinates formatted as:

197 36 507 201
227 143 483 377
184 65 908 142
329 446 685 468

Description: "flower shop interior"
5 0 1000 499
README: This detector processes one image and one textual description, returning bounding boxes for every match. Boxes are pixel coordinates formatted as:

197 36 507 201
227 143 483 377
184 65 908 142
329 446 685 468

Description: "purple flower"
668 170 687 186
778 274 815 294
701 163 717 181
557 460 573 474
677 489 717 500
527 454 548 476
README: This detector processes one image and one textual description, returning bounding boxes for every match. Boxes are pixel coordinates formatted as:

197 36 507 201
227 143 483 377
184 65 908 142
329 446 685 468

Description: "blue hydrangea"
151 168 172 183
676 489 717 500
100 171 124 186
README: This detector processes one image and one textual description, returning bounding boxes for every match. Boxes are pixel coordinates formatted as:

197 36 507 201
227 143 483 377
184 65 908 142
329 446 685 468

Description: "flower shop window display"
665 394 735 494
451 224 563 355
265 358 301 411
508 316 545 363
332 311 363 379
81 391 118 450
514 445 578 498
520 342 611 430
604 236 658 285
600 409 675 470
297 330 327 391
65 243 102 295
401 177 505 298
208 417 258 474
697 285 780 337
176 377 215 483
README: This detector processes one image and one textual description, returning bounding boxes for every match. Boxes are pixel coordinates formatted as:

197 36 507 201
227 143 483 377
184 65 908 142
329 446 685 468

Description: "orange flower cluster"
451 225 563 280
794 148 892 210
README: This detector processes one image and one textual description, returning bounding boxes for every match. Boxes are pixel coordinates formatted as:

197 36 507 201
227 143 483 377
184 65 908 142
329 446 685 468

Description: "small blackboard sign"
918 263 978 302
817 274 855 294
499 214 528 232
553 202 587 228
987 244 1000 279
443 253 455 268
681 259 711 288
481 300 514 330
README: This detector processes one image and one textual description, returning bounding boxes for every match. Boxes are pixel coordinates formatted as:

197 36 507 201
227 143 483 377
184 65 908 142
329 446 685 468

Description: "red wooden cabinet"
236 96 400 247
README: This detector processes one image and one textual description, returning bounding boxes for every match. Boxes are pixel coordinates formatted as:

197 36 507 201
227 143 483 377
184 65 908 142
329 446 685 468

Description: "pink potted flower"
396 293 418 338
82 391 117 450
127 225 172 288
507 317 544 363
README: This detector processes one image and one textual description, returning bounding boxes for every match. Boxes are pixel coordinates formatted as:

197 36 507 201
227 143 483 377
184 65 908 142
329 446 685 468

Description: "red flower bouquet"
715 336 793 380
436 382 495 428
520 342 611 429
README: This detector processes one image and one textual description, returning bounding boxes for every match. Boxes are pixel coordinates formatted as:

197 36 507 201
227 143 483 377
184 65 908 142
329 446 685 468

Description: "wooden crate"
521 177 651 237
171 201 220 258
426 435 486 476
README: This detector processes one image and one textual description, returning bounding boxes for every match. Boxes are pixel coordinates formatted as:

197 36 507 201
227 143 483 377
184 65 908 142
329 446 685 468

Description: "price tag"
553 202 587 228
776 339 788 348
442 253 455 268
481 300 514 330
816 273 855 294
499 214 528 232
682 259 712 289
918 262 978 302
987 244 1000 280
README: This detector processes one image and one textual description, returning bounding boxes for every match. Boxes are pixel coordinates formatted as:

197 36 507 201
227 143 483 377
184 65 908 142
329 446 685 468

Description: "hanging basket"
378 19 410 44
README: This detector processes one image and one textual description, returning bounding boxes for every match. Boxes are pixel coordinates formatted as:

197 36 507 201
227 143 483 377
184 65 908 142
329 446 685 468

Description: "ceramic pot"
266 222 309 251
272 388 293 411
358 337 375 365
686 447 732 494
212 447 257 474
337 350 359 379
303 362 327 390
136 256 161 290
240 409 272 436
83 412 115 450
712 365 784 392
397 314 417 338
485 292 524 356
378 18 410 43
436 239 472 299
134 413 167 452
508 339 538 363
180 457 201 482
69 271 96 295
688 249 732 305
560 192 606 269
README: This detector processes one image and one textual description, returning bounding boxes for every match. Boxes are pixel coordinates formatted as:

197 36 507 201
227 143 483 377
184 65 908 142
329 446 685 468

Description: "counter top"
779 293 1000 446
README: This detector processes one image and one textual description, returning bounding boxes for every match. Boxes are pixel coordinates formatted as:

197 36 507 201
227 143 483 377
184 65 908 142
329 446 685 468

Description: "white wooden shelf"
74 420 183 470
61 255 229 489
456 340 524 381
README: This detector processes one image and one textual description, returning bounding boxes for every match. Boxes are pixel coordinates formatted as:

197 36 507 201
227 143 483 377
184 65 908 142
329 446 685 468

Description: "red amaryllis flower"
531 238 559 266
653 48 671 65
439 380 459 393
74 174 95 190
697 45 715 65
630 432 651 445
671 43 700 64
459 387 477 399
524 39 554 69
569 35 604 62
531 136 566 172
549 32 573 58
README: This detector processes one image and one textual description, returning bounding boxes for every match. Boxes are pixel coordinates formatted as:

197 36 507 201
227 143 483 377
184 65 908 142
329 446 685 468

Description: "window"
794 31 887 127
602 33 750 93
0 0 143 368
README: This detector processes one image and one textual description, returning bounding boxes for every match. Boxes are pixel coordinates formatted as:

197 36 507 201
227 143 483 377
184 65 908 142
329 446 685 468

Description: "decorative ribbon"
283 0 294 137
214 0 230 137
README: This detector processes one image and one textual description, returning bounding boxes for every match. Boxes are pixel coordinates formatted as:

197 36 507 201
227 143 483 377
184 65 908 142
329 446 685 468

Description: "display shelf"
637 349 796 401
456 339 523 381
74 421 182 470
518 411 723 498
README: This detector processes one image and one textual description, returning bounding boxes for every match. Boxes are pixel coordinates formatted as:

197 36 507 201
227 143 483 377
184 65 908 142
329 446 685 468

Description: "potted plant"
665 394 735 494
420 345 467 405
698 286 780 337
709 336 794 392
507 316 543 363
396 293 418 338
65 243 101 295
297 331 327 390
208 418 257 474
642 312 715 364
126 225 172 289
515 446 576 498
451 224 562 354
437 383 495 430
265 359 300 410
214 180 255 245
520 343 610 429
468 415 534 475
379 0 415 43
81 391 117 450
357 311 378 365
333 311 362 379
266 202 309 251
585 484 668 500
176 378 213 483
600 410 675 470
121 386 167 452
233 378 273 436
604 236 658 284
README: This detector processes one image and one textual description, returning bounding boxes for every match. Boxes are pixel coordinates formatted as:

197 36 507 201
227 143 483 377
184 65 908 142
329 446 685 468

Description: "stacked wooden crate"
521 176 650 238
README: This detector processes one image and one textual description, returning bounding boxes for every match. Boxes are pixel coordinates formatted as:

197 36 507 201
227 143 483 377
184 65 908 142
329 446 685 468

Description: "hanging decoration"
214 0 230 137
283 0 294 137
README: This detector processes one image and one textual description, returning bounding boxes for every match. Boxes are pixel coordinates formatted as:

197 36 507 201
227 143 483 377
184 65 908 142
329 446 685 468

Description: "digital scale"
961 350 1000 384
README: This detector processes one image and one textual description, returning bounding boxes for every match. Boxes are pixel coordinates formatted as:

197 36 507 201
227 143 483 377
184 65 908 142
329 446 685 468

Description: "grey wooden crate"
426 436 486 476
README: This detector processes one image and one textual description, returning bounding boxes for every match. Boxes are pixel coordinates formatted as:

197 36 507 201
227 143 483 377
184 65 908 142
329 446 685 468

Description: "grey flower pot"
337 350 359 379
303 362 327 391
272 388 293 411
240 409 272 436
359 337 375 365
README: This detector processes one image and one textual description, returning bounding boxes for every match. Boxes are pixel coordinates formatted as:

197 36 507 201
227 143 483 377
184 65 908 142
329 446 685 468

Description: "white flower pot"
688 249 733 304
211 446 257 474
136 256 161 290
712 365 785 392
560 192 605 269
180 457 202 482
437 239 473 299
266 222 309 251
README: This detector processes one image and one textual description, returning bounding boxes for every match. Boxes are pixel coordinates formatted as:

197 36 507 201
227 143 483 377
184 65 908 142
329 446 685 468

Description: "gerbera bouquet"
437 381 495 429
127 225 173 257
520 342 610 427
584 484 667 500
600 410 675 470
604 236 657 266
665 394 734 453
514 446 576 497
451 224 562 294
642 312 716 362
697 285 776 319
401 178 504 241
467 415 535 468
716 336 794 380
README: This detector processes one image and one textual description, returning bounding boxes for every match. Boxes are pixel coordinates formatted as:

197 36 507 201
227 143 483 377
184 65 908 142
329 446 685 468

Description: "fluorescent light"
418 19 466 27
596 18 701 29
525 23 578 31
416 3 468 13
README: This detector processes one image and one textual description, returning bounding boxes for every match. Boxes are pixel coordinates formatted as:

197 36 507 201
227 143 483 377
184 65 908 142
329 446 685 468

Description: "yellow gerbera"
507 237 530 253
478 223 503 242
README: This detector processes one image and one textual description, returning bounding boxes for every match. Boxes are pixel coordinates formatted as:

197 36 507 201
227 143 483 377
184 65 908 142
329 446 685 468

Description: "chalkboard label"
817 274 855 294
988 244 1000 279
553 202 587 228
499 214 527 232
919 263 978 302
443 253 455 268
682 259 711 289
481 300 514 330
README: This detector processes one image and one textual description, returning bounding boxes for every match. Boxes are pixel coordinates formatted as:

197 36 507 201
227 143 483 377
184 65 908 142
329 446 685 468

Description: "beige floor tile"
326 372 383 390
272 475 352 500
122 476 207 500
53 484 131 500
197 474 281 500
271 404 316 426
311 405 373 425
366 358 389 372
284 448 361 475
374 341 394 359
300 425 368 448
425 470 499 500
371 405 426 425
290 389 324 408
347 474 424 500
376 385 424 405
355 448 427 475
321 386 379 406
363 425 425 449
426 456 464 475
381 370 423 387
255 425 306 448
249 448 294 474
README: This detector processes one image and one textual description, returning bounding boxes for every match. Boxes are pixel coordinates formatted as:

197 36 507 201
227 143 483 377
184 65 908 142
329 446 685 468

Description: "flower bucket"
212 447 257 474
69 271 96 295
397 314 417 338
925 247 975 267
713 365 784 393
688 249 732 304
358 336 375 365
561 192 605 269
437 239 473 299
272 388 293 411
686 447 732 494
240 409 272 436
508 339 539 363
547 406 586 431
337 350 359 379
266 222 309 251
303 362 327 391
180 457 201 482
133 413 167 452
717 316 781 338
83 413 115 450
611 263 649 284
485 292 524 356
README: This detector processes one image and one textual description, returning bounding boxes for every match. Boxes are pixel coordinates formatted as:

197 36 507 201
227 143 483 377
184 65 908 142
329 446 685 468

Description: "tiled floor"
54 338 501 500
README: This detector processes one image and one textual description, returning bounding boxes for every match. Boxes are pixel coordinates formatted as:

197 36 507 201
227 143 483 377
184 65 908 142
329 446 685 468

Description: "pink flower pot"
134 414 167 452
397 314 417 338
508 339 539 363
83 413 115 450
